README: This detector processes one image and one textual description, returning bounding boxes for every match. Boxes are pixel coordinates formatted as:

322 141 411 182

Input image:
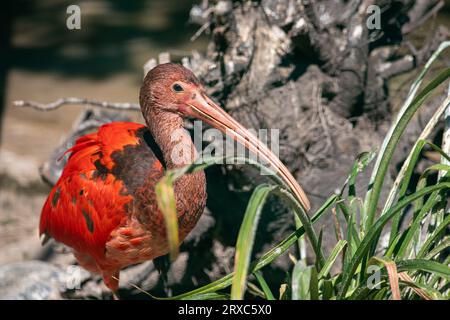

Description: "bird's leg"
103 271 120 298
153 255 171 294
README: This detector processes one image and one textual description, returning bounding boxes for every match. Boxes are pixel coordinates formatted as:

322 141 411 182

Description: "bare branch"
190 20 211 42
13 97 140 112
377 55 415 79
402 0 444 35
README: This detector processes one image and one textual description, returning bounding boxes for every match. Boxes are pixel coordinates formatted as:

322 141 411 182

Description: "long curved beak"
183 90 311 211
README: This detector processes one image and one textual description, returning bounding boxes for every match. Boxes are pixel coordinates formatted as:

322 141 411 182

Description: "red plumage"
40 117 206 292
40 122 168 290
40 122 144 257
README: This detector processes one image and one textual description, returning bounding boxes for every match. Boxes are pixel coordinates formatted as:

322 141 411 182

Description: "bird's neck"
145 110 199 169
145 109 206 239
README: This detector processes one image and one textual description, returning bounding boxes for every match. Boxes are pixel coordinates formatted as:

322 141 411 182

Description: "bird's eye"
172 83 184 92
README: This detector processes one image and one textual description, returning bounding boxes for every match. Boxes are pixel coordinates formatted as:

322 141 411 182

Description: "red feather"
39 122 145 262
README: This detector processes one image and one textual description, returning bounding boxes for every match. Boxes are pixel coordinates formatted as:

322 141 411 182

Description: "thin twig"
314 82 332 154
13 97 140 112
191 20 211 42
111 275 157 299
402 0 444 35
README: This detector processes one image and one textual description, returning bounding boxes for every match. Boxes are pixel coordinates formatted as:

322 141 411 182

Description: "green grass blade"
412 167 449 226
181 293 230 300
310 267 319 300
424 236 450 259
318 240 347 279
362 69 450 270
385 232 403 258
231 184 276 300
388 139 450 246
381 40 450 208
163 194 337 299
155 175 179 260
274 188 326 269
384 94 450 216
364 40 450 230
387 139 426 244
339 182 450 298
322 279 334 300
254 271 275 300
340 151 377 198
405 42 450 97
395 171 450 258
348 286 374 300
341 202 360 276
292 260 313 300
364 67 450 231
397 259 450 279
417 214 450 258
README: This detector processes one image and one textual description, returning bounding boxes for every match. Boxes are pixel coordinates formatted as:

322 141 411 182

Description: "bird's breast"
103 128 207 266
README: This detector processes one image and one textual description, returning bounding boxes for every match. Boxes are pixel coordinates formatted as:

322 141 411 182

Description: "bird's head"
140 63 204 115
139 63 310 211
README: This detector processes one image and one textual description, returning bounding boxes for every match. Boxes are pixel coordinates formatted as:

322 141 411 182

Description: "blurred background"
0 0 449 299
0 0 208 266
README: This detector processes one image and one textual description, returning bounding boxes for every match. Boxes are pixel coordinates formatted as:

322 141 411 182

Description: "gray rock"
0 261 65 300
0 260 90 300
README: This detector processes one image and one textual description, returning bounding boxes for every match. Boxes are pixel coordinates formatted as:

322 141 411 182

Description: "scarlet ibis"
39 63 310 293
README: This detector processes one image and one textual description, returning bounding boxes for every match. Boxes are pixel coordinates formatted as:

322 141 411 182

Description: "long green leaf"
385 94 450 217
388 139 426 244
362 69 450 272
164 194 337 299
254 271 275 300
292 260 314 300
322 279 334 300
417 214 450 259
381 39 450 213
231 184 276 299
274 188 326 269
310 266 319 300
388 140 450 246
396 170 450 258
364 40 450 230
155 175 179 260
397 259 450 279
364 67 450 231
424 236 450 259
181 293 230 300
318 240 347 279
339 182 450 298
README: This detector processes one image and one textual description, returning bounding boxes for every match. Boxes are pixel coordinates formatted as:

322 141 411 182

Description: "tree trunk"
174 0 449 294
